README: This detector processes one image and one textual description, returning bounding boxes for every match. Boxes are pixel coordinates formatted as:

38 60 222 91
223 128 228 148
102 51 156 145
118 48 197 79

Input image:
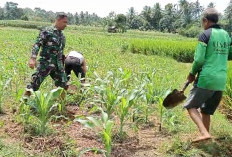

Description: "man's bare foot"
192 135 212 143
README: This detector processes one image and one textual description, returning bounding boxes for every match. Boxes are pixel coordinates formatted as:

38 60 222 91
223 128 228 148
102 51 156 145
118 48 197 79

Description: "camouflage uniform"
27 26 68 91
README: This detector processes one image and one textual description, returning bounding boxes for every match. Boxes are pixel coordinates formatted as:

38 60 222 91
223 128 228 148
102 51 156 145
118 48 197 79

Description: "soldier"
64 51 87 83
24 13 68 97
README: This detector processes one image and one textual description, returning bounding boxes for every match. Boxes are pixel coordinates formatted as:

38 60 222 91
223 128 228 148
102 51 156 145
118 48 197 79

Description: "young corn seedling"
69 78 93 108
75 108 114 157
19 103 33 130
117 89 140 140
11 70 24 102
0 75 11 113
56 89 67 114
117 68 132 88
155 96 165 131
94 71 124 117
162 110 181 133
133 70 156 124
25 87 64 135
100 86 123 117
143 83 156 123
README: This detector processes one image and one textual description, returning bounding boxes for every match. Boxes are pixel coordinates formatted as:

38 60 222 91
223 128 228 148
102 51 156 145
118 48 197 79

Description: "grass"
130 38 197 62
0 137 26 157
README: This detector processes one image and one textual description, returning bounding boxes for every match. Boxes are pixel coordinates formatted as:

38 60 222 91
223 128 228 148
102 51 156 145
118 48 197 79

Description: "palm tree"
224 1 232 34
207 2 215 8
151 3 162 30
127 7 136 28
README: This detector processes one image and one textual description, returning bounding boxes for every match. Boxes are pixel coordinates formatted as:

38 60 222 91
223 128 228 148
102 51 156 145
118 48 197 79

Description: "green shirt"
191 25 232 91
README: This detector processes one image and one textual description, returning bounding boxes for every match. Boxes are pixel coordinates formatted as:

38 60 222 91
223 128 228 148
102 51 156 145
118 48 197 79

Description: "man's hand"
82 59 87 74
83 66 87 74
187 73 195 83
29 58 37 69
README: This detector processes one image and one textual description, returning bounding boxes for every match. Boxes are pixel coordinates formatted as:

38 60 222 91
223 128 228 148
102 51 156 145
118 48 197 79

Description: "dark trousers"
27 60 68 91
64 56 85 81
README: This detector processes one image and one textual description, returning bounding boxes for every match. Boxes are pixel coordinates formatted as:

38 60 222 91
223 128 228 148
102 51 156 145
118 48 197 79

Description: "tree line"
0 1 232 37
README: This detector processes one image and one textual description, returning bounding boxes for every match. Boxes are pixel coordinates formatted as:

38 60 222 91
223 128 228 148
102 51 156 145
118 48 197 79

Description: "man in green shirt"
184 8 232 142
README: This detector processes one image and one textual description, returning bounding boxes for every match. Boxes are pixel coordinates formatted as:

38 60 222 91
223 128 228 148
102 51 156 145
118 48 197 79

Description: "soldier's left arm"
31 30 48 59
58 34 66 70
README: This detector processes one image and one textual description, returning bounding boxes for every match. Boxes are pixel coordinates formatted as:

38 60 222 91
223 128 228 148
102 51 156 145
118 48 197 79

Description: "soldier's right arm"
31 30 48 59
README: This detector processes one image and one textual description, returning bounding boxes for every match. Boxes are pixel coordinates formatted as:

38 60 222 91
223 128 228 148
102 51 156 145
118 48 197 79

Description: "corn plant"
155 96 165 131
163 111 181 133
25 88 64 135
12 74 24 103
0 75 11 113
133 70 157 123
117 89 141 140
94 71 124 117
99 86 124 116
75 108 113 157
143 83 156 123
54 89 67 114
117 68 132 88
19 103 33 126
66 79 93 111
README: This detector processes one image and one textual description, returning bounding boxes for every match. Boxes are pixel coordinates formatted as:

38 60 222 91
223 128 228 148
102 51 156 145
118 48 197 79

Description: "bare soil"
0 105 171 157
1 98 231 157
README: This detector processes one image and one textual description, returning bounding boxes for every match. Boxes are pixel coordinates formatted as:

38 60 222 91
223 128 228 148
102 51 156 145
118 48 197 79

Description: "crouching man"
64 51 87 84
